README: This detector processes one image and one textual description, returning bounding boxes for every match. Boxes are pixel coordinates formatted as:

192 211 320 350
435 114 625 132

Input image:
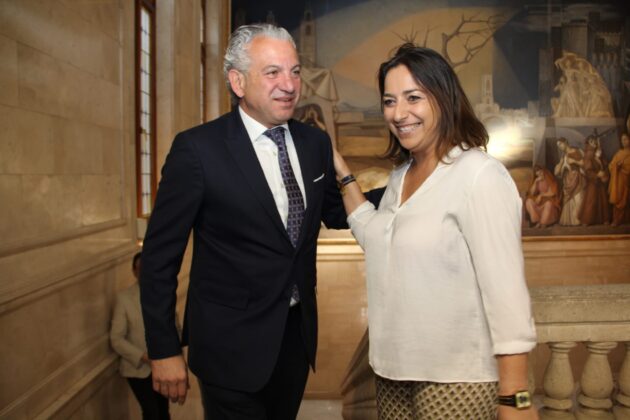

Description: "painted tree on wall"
397 12 505 69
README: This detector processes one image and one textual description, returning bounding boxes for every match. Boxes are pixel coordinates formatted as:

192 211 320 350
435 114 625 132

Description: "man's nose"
279 72 298 93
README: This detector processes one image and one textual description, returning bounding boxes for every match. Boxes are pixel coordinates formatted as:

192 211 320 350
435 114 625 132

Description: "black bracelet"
339 174 356 187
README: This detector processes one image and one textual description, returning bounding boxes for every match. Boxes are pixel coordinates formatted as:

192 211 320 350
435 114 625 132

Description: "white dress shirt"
239 107 307 228
348 147 536 383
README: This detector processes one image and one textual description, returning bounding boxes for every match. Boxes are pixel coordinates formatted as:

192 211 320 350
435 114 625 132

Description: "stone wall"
0 0 229 418
0 1 137 417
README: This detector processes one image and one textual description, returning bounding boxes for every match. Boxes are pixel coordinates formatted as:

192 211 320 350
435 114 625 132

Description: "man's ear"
228 69 245 98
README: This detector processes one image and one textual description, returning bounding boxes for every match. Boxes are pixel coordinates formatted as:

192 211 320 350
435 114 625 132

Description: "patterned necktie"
264 126 304 303
264 127 305 246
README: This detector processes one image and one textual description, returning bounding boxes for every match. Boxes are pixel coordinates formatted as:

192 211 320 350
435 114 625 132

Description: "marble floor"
170 397 343 419
297 399 343 420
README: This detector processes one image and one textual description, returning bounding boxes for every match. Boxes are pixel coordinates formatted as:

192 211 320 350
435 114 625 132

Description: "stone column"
614 342 630 420
577 341 617 420
541 342 577 420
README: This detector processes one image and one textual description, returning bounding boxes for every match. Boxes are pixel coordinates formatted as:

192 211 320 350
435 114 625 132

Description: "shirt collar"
238 106 290 143
441 145 465 164
404 145 465 169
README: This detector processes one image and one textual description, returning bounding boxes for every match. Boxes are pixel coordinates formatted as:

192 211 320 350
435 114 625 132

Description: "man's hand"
150 355 189 404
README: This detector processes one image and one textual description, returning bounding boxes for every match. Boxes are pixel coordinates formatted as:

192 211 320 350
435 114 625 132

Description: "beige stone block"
18 44 122 129
20 175 61 238
81 174 122 225
0 106 88 177
99 34 121 86
17 45 72 119
14 174 83 242
56 175 84 231
52 118 104 175
58 0 121 42
0 272 111 409
0 296 45 408
81 76 122 130
0 0 120 85
0 104 20 173
101 127 123 176
0 223 134 298
16 109 55 174
0 175 24 241
0 34 18 106
0 107 55 175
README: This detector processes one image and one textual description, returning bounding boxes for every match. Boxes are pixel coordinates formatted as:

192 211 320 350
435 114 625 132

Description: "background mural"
232 0 630 236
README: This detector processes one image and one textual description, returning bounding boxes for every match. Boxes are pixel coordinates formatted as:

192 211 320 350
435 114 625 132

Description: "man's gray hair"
223 23 297 105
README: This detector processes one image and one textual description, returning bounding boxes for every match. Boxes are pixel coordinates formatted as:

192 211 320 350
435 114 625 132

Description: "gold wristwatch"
498 390 532 409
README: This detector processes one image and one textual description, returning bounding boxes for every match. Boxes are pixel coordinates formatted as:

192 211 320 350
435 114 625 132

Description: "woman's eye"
382 99 394 107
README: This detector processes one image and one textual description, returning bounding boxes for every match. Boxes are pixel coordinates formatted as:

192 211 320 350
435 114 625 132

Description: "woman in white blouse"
333 44 538 419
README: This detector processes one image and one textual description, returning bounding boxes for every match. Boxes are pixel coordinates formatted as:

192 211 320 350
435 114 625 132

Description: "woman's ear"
228 69 245 99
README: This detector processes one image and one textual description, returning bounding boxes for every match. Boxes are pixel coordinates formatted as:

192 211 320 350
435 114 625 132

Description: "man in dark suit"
140 24 379 420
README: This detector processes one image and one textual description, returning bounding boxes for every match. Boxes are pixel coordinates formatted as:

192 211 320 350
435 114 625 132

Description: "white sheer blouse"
349 147 536 382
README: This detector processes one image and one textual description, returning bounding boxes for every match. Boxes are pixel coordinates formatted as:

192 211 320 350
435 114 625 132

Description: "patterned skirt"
375 375 499 420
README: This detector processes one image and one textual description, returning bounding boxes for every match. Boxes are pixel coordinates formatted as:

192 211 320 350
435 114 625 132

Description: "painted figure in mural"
555 138 585 226
552 52 613 118
582 73 614 118
577 136 610 225
300 106 327 131
331 44 537 420
609 133 630 226
552 54 582 118
524 166 561 228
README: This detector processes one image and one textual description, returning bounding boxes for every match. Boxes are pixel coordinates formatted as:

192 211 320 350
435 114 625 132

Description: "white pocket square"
313 173 325 182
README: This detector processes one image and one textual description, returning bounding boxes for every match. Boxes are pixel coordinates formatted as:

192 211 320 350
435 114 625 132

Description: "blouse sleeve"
347 200 376 249
459 159 537 355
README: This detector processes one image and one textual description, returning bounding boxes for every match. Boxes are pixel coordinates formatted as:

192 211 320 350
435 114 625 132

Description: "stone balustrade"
340 284 630 420
532 284 630 420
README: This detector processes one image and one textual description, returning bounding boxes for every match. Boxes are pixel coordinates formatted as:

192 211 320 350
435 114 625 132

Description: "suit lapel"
289 120 317 249
223 111 291 244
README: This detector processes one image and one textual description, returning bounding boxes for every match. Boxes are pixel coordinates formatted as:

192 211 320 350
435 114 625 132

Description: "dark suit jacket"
140 109 351 392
